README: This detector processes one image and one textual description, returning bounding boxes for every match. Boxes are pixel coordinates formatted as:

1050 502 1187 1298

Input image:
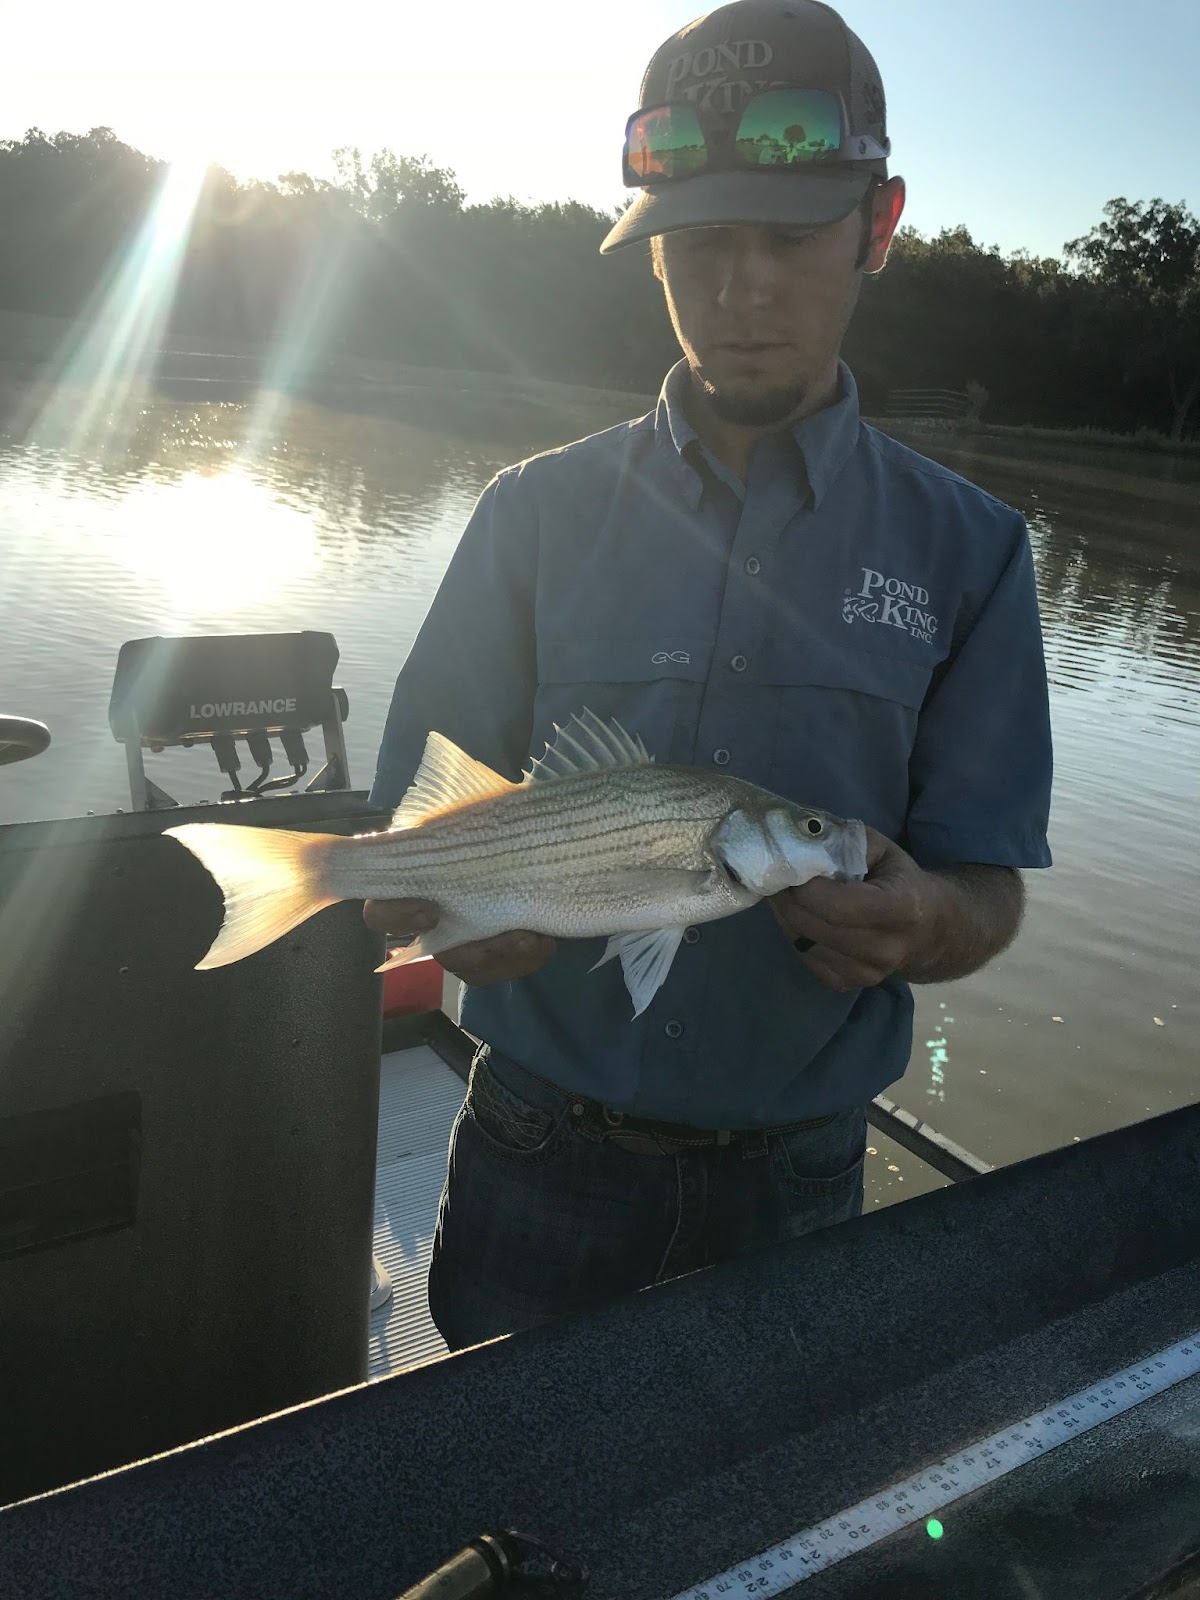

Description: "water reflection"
1 389 1197 1169
0 382 636 828
904 430 1200 1165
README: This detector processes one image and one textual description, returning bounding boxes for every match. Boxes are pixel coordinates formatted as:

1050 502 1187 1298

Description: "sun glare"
114 470 320 619
25 155 208 460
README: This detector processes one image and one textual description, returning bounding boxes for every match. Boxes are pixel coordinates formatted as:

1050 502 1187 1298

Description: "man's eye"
679 227 723 251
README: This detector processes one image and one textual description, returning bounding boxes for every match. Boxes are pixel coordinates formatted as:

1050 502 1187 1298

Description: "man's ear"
863 176 906 274
650 235 664 282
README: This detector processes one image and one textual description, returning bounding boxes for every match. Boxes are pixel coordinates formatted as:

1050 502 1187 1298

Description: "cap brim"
600 168 875 254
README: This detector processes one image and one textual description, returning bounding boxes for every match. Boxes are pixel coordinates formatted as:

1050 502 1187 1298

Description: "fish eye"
804 816 825 838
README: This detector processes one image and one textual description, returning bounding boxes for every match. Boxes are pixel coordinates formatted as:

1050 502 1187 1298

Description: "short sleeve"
369 470 539 810
903 517 1053 871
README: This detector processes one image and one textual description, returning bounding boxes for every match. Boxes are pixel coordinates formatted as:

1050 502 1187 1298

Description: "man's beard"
698 374 810 428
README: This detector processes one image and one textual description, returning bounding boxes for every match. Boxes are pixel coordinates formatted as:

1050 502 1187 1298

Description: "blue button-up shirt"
371 360 1053 1125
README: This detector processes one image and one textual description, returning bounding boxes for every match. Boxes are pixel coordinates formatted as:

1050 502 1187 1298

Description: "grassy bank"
974 420 1200 459
0 306 654 415
871 412 1200 460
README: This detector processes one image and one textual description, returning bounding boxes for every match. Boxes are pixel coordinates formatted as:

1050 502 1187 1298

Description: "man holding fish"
367 0 1053 1350
170 0 1053 1351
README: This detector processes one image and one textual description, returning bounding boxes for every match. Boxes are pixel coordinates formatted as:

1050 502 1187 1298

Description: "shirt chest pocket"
764 639 934 831
534 636 710 766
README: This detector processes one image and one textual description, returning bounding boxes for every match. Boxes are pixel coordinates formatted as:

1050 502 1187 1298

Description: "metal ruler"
667 1329 1200 1599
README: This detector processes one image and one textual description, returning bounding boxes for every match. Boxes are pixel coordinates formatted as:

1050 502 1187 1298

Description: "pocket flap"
762 637 931 708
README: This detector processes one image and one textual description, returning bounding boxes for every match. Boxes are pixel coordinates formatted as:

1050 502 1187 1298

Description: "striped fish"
165 709 867 1016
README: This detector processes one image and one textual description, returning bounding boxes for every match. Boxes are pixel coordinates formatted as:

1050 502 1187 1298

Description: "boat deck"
368 1041 459 1375
6 1087 1199 1600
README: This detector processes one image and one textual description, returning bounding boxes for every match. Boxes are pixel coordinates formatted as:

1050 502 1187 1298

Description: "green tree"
331 146 465 218
1065 197 1200 439
3 128 1198 440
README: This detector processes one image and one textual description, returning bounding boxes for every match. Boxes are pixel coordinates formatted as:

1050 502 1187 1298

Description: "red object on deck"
381 954 444 1018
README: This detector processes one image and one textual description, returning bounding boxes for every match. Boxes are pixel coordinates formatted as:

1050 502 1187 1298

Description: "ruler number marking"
667 1332 1200 1600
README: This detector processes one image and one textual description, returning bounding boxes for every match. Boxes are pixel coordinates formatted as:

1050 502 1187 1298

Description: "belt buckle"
607 1128 669 1156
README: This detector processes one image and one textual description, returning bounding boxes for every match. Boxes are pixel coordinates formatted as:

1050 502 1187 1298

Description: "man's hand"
362 899 557 987
769 827 1023 992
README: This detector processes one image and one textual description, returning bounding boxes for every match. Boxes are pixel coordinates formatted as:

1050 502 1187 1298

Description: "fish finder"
107 630 351 810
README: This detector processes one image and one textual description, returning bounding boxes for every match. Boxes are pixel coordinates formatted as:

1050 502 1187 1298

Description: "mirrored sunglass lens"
627 106 707 180
734 90 843 166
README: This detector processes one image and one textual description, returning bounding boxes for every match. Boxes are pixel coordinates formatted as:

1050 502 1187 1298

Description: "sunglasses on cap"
622 88 889 186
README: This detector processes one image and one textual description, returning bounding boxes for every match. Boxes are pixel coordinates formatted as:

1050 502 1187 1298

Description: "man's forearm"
899 864 1025 984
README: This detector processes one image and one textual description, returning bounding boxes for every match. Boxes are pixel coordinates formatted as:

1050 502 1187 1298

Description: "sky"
0 0 1196 261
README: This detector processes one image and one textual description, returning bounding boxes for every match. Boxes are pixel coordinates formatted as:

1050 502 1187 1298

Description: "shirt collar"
653 356 861 512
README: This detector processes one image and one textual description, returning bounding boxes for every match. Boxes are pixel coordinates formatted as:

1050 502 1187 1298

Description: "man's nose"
714 230 780 309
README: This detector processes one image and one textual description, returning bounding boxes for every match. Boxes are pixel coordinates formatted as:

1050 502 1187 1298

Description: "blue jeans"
427 1046 866 1351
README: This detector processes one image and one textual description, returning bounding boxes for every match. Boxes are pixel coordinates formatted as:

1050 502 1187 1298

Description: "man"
366 0 1053 1353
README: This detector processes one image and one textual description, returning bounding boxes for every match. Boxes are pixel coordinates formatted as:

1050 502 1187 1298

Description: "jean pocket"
465 1057 568 1161
771 1106 867 1196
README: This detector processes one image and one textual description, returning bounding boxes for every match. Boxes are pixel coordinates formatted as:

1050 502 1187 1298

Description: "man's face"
653 178 904 426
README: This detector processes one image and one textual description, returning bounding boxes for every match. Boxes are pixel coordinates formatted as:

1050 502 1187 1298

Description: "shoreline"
0 305 1195 460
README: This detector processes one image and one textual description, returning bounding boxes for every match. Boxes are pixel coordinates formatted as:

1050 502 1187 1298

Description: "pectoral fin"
591 926 686 1018
376 938 435 974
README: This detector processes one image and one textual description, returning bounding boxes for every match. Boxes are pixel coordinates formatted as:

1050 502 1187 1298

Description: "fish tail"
165 824 341 969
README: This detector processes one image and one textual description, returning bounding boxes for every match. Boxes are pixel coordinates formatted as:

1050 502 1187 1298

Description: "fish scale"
335 771 734 889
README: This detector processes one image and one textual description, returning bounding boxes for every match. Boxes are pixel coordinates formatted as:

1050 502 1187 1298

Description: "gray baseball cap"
600 0 889 254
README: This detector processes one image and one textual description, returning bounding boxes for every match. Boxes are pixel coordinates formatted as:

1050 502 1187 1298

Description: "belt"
480 1047 838 1157
567 1095 836 1155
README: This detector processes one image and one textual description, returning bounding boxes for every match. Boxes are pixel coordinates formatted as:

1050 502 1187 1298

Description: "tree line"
1 127 1197 439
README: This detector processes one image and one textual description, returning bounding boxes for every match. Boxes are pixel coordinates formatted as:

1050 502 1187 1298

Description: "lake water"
2 377 1197 1173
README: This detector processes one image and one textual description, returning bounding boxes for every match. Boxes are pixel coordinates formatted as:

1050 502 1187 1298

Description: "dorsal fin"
523 708 652 784
390 730 517 829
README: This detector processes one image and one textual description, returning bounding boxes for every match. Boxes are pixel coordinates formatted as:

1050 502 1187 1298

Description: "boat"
1 630 1197 1599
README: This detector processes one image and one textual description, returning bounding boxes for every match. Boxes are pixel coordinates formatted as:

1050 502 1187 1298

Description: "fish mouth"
831 818 868 882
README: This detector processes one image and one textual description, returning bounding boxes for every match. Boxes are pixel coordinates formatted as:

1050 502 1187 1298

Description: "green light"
926 1519 944 1540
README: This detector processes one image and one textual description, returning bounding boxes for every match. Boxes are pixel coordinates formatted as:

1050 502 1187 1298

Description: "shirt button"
713 748 730 766
683 926 700 945
744 556 761 575
730 654 747 673
664 1019 684 1040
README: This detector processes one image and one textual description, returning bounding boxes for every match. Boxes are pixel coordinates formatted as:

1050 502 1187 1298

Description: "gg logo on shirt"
843 568 939 643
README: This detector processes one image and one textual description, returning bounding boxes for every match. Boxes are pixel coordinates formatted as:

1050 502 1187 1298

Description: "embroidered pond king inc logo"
843 569 939 644
663 39 785 114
